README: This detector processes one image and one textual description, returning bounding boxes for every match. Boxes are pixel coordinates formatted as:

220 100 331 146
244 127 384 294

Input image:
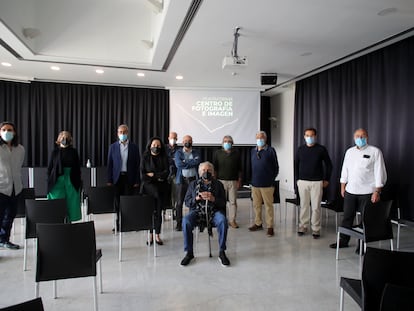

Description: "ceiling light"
1 62 12 67
137 72 145 77
51 66 60 71
175 75 183 80
96 69 104 74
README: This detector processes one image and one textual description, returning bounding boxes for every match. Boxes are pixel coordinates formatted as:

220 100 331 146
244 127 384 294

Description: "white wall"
269 85 295 196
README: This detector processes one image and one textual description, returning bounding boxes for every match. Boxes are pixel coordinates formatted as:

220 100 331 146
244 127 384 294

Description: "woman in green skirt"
47 131 82 222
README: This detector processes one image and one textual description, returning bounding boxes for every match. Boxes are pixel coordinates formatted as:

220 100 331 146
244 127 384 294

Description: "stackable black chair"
379 283 414 311
321 199 343 231
24 199 67 271
339 247 414 310
35 222 102 311
118 195 156 261
336 200 393 260
85 186 116 231
0 298 44 311
285 195 300 225
12 188 35 238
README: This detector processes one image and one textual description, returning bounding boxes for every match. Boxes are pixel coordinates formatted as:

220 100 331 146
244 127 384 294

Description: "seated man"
180 161 230 267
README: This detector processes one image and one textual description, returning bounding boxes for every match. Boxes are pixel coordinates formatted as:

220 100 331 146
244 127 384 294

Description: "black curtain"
295 35 414 220
0 81 169 167
1 81 271 185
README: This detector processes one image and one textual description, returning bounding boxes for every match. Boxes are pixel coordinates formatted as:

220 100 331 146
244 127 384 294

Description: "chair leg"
339 287 344 311
390 239 394 251
153 229 157 258
98 259 103 293
35 282 40 298
53 280 57 299
397 223 400 250
284 202 287 224
93 276 98 311
336 232 340 260
23 239 28 271
118 232 122 262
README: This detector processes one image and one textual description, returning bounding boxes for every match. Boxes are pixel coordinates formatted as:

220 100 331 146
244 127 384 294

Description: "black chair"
35 222 102 311
321 199 343 231
33 167 48 198
0 297 44 311
23 199 67 271
85 186 116 231
339 247 414 311
95 167 108 187
380 283 414 311
284 196 300 225
12 188 36 238
336 200 393 260
118 195 156 261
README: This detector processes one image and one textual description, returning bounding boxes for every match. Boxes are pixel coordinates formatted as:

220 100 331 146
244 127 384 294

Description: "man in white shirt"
330 128 387 249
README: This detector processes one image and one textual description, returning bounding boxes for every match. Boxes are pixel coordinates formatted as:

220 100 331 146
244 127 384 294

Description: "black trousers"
142 181 169 234
340 191 372 243
0 191 19 243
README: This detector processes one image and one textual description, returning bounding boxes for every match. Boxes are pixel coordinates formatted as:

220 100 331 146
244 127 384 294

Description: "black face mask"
151 147 160 154
202 171 212 181
184 142 192 148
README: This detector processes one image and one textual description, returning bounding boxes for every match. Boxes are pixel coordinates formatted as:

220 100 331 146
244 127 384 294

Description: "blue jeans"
183 210 228 253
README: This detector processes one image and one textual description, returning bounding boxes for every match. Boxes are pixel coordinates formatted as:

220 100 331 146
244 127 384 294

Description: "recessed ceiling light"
176 75 183 80
96 69 104 74
137 72 145 77
1 62 12 67
377 7 397 16
51 66 60 71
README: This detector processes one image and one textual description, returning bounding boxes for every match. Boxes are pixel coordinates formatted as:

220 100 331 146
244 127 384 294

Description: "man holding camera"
180 161 230 267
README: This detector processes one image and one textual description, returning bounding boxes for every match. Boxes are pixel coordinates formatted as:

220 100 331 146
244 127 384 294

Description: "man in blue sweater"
295 128 332 238
249 131 279 237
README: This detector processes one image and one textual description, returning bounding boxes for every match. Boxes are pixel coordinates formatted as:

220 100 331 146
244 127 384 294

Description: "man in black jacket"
180 161 230 267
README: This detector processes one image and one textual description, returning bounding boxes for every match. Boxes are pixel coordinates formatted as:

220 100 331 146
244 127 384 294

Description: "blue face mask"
256 139 265 148
118 134 127 142
305 136 315 145
1 131 14 142
355 137 367 148
223 142 232 150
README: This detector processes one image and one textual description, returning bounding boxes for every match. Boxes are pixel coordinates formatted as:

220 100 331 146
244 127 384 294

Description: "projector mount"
231 27 246 64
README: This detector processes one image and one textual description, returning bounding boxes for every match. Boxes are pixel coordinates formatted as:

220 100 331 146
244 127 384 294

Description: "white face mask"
169 138 177 145
1 131 14 142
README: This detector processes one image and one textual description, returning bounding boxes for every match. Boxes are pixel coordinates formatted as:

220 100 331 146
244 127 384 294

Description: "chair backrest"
25 199 67 239
380 283 414 311
119 195 155 232
363 200 393 243
0 297 44 311
362 247 414 310
16 188 36 218
33 167 48 198
36 221 97 282
85 186 115 215
95 166 108 187
273 180 280 204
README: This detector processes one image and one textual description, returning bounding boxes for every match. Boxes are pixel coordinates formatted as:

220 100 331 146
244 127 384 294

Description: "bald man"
330 128 387 249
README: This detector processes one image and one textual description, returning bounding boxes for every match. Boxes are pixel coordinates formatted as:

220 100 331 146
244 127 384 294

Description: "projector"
222 56 248 70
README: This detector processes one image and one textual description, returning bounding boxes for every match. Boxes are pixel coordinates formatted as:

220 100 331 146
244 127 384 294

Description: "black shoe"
146 240 154 246
297 231 304 236
180 253 194 266
312 231 320 239
218 251 230 267
175 223 182 231
329 240 349 249
0 241 20 250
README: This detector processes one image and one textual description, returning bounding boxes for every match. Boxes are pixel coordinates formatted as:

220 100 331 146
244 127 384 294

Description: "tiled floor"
0 191 412 311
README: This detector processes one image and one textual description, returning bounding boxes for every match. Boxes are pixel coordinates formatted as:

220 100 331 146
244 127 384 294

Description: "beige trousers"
297 180 323 232
219 179 238 223
251 186 274 228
